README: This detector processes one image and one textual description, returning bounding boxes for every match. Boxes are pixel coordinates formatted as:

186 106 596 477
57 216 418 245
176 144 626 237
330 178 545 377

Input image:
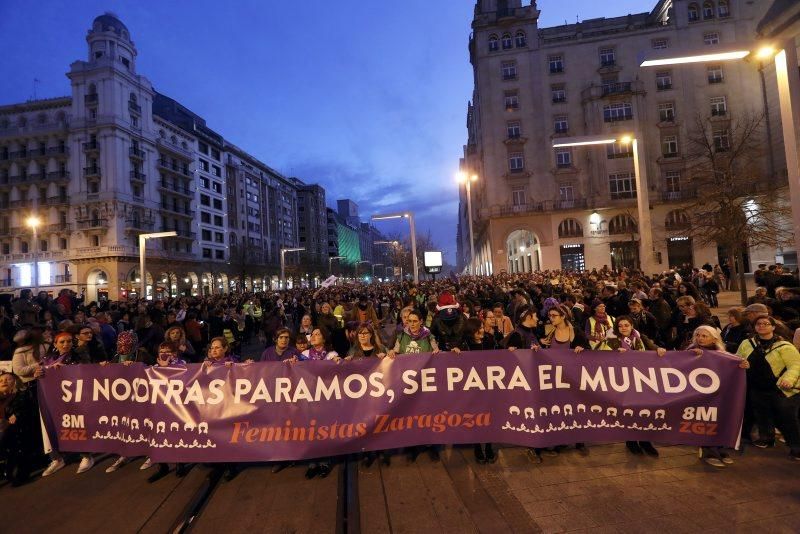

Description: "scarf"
305 346 329 361
404 325 432 341
619 329 642 351
591 312 610 337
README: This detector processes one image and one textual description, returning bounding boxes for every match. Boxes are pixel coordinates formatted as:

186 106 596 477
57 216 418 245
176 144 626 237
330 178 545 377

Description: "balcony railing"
160 203 194 217
9 199 32 208
48 223 71 232
661 189 697 202
83 166 101 177
161 227 196 239
10 150 27 159
130 171 147 182
82 141 99 151
47 170 70 180
601 82 632 96
54 274 72 283
129 147 145 158
159 180 192 196
29 147 47 157
84 93 99 104
125 218 155 231
47 146 69 155
128 101 142 113
46 196 69 206
76 218 108 230
604 113 634 123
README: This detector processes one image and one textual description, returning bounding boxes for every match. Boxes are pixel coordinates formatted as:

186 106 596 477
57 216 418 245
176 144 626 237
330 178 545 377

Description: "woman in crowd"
604 315 666 457
736 316 800 461
203 336 240 366
721 307 749 354
484 303 513 347
297 314 315 341
165 325 197 362
347 322 386 360
73 324 107 364
11 329 50 385
461 317 497 464
586 301 614 350
673 296 716 350
1 372 41 486
260 328 302 362
300 328 341 363
688 326 748 467
504 305 544 350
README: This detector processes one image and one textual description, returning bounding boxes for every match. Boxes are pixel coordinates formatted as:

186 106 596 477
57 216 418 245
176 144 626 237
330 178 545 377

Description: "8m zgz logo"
60 414 87 441
679 407 718 436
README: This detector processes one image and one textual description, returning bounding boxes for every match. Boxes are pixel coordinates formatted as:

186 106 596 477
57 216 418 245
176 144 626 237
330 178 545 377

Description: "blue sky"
0 0 652 263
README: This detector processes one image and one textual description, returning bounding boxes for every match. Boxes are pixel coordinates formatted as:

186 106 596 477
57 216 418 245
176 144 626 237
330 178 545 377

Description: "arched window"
20 241 28 253
515 31 526 48
488 34 499 52
718 0 729 17
92 235 100 247
558 218 583 238
665 209 689 230
40 240 48 252
88 83 97 94
702 2 714 19
688 3 699 21
609 214 637 235
129 93 137 103
501 33 513 50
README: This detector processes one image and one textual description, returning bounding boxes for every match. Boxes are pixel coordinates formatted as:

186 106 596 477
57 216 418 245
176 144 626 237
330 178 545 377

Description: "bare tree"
671 111 792 304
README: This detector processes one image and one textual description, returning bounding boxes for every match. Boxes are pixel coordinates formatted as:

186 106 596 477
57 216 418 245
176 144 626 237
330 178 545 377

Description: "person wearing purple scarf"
604 315 666 457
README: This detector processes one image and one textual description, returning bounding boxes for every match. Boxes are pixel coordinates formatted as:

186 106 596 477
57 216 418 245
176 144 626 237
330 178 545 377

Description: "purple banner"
38 350 746 462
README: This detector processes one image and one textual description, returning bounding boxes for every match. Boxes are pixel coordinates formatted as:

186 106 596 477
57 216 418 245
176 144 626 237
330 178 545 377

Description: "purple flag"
38 349 745 462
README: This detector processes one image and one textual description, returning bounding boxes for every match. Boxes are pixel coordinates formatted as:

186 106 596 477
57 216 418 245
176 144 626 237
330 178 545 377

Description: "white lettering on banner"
578 367 720 395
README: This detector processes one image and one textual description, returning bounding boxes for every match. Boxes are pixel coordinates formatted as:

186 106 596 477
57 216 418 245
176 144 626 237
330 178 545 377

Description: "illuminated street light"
457 171 478 274
328 255 344 274
552 135 657 274
640 49 750 67
372 211 418 284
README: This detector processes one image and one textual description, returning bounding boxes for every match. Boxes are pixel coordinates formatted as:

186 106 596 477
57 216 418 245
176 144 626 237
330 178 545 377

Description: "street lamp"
328 255 344 274
372 212 418 284
280 247 304 289
356 260 370 278
371 263 383 277
553 134 657 274
375 240 402 280
640 42 800 259
457 171 478 274
26 216 41 294
139 231 177 299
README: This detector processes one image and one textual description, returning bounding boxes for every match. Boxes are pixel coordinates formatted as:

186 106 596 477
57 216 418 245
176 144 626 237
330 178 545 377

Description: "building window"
213 198 223 210
212 182 222 193
551 85 566 103
511 187 526 206
202 248 211 258
710 96 727 116
198 141 209 155
718 0 730 17
603 102 633 122
507 121 521 139
599 48 615 67
555 148 572 168
214 215 223 226
656 71 673 90
609 173 636 199
704 32 720 45
688 3 699 21
708 65 724 83
702 1 714 19
548 55 564 74
212 165 221 177
554 115 568 134
488 34 499 52
558 218 583 238
501 33 513 49
200 177 209 188
609 214 637 235
713 128 730 151
201 211 211 223
652 38 669 50
662 135 679 158
665 171 681 193
606 141 633 159
199 159 209 172
658 102 676 122
202 229 212 241
200 194 210 206
559 185 574 203
504 90 519 110
215 250 224 259
501 61 517 80
515 31 526 47
508 152 525 172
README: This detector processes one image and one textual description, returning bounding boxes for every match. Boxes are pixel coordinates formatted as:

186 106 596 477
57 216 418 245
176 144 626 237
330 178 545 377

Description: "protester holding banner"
346 322 387 360
260 328 302 362
674 297 717 350
11 329 50 384
586 301 614 350
300 328 341 362
164 326 197 363
203 336 240 366
460 317 498 464
0 371 42 486
605 316 666 457
503 305 545 350
388 310 440 357
484 303 513 347
736 316 800 461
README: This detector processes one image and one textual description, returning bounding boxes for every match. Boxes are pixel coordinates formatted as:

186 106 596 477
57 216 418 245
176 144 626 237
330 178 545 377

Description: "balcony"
604 113 634 123
28 172 46 183
661 189 697 202
130 170 147 182
47 170 70 181
711 109 727 117
84 93 99 105
47 146 69 156
10 150 27 160
82 141 99 152
160 203 194 217
159 180 193 196
656 82 673 91
128 101 142 114
46 196 69 206
29 147 47 158
161 227 196 239
83 166 101 178
125 218 155 232
76 218 108 230
129 147 145 159
54 274 72 283
156 138 193 160
602 82 631 96
48 223 71 233
9 199 32 209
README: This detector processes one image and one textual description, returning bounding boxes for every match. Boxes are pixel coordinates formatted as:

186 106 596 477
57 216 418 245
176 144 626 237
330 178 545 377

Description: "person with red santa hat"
431 291 465 354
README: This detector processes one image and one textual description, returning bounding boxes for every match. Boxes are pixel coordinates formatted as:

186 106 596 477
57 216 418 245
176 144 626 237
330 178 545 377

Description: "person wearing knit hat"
436 291 460 312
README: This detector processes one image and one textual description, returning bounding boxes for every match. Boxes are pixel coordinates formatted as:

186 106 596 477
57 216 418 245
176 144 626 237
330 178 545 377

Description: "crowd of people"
1 263 799 487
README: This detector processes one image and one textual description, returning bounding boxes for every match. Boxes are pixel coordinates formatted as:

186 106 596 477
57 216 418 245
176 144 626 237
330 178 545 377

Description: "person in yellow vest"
585 300 614 350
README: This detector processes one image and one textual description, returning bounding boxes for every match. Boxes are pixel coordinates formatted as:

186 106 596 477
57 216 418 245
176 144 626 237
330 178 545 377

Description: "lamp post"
371 263 383 278
26 216 41 294
457 172 478 274
139 231 177 299
328 255 344 274
356 260 370 279
641 43 800 261
280 247 304 289
375 240 401 280
553 134 657 274
372 212 418 284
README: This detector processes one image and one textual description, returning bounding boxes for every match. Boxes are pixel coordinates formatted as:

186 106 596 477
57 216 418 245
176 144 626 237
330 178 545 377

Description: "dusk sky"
0 0 650 263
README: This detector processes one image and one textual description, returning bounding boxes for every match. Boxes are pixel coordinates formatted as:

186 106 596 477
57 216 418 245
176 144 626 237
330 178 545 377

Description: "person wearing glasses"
73 325 107 364
346 323 387 361
260 328 302 362
503 305 544 351
736 316 800 461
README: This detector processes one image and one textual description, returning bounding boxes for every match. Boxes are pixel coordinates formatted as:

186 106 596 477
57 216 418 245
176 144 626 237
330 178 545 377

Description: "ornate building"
457 0 796 274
